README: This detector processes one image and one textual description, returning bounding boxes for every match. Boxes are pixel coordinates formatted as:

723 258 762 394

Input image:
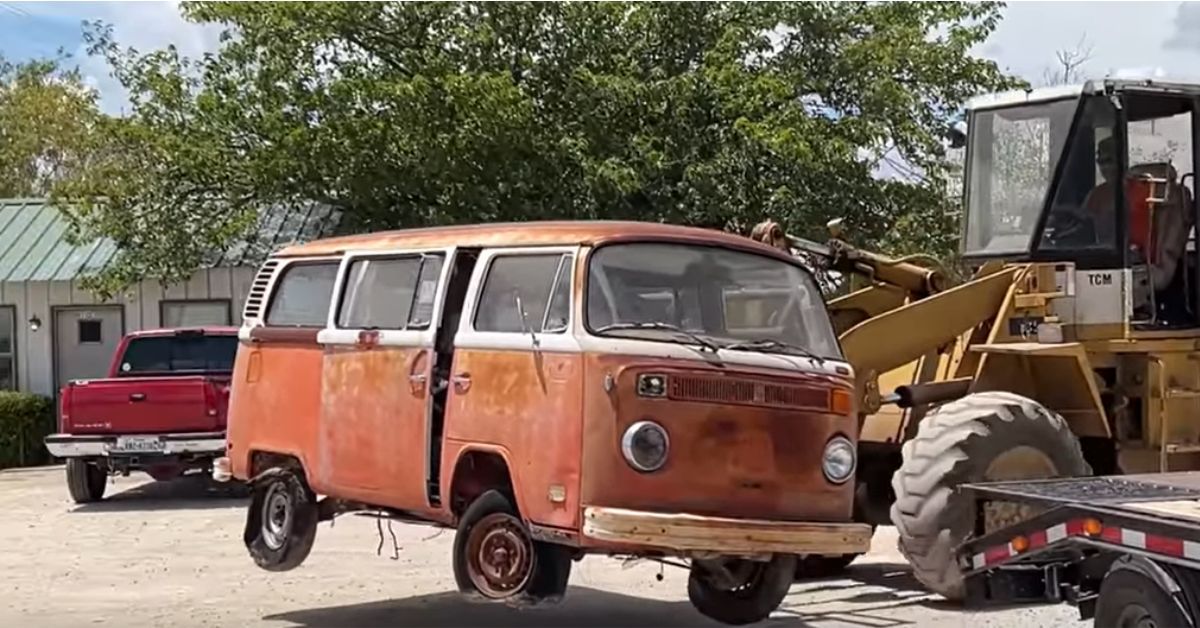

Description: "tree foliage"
55 1 1022 297
0 55 101 198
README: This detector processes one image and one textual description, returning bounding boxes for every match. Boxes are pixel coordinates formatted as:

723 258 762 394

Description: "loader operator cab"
962 80 1200 330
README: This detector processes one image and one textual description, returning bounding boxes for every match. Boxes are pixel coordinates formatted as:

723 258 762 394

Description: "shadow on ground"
265 586 803 628
792 561 1052 619
71 473 247 513
266 565 950 628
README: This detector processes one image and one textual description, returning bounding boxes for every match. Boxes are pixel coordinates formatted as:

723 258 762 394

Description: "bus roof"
276 220 794 261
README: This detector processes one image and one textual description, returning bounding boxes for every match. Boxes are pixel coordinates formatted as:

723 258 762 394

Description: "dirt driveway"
0 466 1081 627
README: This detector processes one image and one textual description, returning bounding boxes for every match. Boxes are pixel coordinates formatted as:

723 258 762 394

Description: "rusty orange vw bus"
216 221 869 624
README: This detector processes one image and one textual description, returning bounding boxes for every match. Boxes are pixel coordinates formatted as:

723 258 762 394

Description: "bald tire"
889 391 1090 601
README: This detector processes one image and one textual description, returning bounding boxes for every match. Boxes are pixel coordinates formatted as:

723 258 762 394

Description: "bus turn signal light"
830 388 853 415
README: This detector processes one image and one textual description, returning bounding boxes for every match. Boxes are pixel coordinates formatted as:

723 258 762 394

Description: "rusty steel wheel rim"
466 512 535 598
261 481 293 551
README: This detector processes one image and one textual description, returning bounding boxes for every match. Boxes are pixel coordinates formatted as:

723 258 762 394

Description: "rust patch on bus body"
443 347 584 530
579 353 856 538
318 346 437 516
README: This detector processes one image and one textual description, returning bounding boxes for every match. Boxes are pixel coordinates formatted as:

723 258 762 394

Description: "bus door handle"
408 373 427 395
452 373 471 394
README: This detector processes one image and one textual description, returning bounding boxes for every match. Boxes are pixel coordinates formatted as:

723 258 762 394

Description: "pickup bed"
44 327 238 503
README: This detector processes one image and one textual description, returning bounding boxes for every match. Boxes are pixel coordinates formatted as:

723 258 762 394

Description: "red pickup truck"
44 327 237 503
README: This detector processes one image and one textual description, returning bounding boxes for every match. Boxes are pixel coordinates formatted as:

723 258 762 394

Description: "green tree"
56 1 1022 297
0 55 102 198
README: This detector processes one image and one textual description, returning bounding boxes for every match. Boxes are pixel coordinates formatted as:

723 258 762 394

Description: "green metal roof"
0 198 342 282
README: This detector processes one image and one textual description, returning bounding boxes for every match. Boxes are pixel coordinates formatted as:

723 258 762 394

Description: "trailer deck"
958 472 1200 625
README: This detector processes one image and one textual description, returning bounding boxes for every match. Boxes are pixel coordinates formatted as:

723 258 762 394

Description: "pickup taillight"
58 386 71 432
203 383 219 418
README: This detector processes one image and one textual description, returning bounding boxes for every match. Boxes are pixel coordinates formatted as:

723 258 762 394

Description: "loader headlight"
822 436 855 484
622 421 669 472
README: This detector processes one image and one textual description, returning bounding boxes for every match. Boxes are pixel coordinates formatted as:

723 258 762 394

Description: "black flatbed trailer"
960 472 1200 627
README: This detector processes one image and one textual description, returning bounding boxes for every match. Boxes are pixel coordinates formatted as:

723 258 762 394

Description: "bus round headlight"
621 421 669 472
822 436 856 484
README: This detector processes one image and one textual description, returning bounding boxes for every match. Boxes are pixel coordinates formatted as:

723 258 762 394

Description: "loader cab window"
1119 94 1196 328
1037 96 1120 254
964 98 1076 257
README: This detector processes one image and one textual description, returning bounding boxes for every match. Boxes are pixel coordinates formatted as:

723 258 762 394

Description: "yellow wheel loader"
752 78 1200 600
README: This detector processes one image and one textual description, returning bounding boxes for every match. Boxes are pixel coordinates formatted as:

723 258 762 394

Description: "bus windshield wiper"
593 322 721 354
723 338 824 363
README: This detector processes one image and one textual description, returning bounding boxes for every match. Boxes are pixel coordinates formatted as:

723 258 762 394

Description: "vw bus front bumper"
581 506 872 556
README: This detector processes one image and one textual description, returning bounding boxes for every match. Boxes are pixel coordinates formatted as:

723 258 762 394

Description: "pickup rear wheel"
890 391 1089 601
244 469 317 572
66 459 106 503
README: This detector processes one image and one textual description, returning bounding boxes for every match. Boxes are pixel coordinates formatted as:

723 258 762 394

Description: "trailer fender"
1100 555 1196 626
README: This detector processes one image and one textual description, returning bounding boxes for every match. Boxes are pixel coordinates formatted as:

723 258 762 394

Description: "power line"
0 2 31 17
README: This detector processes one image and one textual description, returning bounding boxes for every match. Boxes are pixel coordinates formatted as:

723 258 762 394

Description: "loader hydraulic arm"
750 220 948 297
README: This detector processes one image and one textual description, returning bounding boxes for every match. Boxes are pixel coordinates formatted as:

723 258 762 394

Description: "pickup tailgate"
61 376 229 435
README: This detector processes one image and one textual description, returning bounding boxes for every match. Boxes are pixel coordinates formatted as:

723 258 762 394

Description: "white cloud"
23 1 223 115
972 1 1198 83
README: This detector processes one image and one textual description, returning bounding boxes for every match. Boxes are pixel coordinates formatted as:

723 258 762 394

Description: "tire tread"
890 392 1089 600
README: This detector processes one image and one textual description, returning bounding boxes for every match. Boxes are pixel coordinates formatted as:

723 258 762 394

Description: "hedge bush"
0 392 55 470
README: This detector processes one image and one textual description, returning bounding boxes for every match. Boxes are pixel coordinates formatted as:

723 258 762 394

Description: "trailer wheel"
452 490 572 605
687 554 796 625
66 459 107 503
890 391 1089 601
1094 567 1192 628
243 469 318 572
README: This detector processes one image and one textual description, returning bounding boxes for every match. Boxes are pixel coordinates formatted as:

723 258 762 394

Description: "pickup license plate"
110 436 165 454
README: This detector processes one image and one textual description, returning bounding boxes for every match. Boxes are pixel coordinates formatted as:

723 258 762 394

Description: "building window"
161 300 233 328
78 319 103 344
0 307 15 390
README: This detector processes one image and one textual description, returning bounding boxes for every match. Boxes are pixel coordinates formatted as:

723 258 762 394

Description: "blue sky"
3 1 1200 114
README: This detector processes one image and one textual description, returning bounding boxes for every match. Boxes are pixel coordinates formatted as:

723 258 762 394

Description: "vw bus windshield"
964 98 1078 256
586 243 842 359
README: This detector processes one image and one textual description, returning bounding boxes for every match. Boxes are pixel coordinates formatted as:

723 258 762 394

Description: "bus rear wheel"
243 469 318 572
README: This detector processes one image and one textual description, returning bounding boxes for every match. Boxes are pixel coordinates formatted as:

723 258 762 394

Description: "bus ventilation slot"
668 375 826 410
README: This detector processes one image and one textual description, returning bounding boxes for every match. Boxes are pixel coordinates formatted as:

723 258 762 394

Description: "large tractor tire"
890 391 1090 601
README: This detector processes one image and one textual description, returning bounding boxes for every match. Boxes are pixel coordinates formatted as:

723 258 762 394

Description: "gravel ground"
0 465 1083 627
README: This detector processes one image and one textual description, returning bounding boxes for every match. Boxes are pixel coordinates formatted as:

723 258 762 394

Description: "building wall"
0 266 257 397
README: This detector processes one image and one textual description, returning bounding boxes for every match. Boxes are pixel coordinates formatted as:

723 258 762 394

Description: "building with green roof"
0 198 340 396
